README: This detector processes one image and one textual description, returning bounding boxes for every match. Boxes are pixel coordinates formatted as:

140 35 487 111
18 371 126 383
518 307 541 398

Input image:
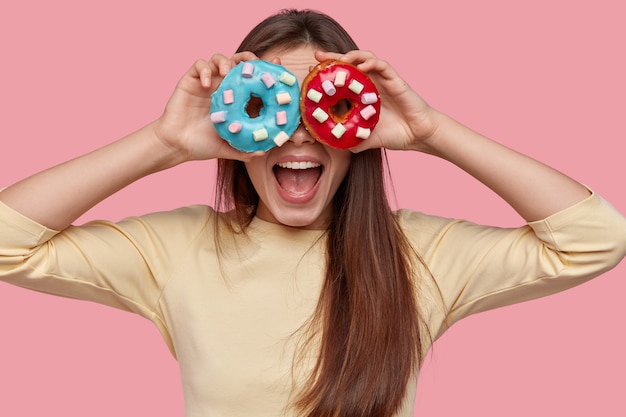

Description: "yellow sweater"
1 192 625 416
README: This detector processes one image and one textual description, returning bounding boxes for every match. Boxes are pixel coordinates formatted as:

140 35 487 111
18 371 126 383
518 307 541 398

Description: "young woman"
1 9 625 417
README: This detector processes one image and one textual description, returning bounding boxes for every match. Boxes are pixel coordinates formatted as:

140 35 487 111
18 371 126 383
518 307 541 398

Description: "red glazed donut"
299 60 381 149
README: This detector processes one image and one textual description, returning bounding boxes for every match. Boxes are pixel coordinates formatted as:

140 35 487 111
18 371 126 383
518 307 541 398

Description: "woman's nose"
288 123 316 146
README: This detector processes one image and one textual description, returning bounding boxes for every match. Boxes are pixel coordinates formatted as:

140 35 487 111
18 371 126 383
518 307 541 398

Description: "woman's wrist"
405 109 449 155
147 120 195 170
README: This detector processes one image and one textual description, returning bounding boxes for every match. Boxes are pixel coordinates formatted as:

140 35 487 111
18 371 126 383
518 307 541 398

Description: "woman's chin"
258 203 330 230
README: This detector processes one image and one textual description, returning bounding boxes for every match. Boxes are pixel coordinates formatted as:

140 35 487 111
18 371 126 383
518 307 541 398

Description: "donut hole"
330 98 354 122
245 94 265 118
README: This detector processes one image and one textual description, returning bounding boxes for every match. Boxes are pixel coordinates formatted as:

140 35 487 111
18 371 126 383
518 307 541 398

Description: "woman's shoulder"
111 204 216 228
134 204 217 223
92 204 223 246
394 208 462 237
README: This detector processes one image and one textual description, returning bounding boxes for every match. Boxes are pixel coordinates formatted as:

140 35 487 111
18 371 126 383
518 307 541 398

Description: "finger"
315 50 390 80
319 49 378 66
231 51 260 64
206 51 261 81
205 53 234 84
178 59 214 90
189 59 214 88
207 53 228 70
232 149 266 162
347 139 377 154
249 150 267 158
314 50 344 62
355 57 398 81
341 52 391 78
342 49 378 63
216 142 266 162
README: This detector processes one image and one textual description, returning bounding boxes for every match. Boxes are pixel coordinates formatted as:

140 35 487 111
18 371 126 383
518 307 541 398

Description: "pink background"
1 0 624 415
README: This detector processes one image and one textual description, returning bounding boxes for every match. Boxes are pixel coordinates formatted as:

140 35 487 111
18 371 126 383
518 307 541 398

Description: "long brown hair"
216 9 427 417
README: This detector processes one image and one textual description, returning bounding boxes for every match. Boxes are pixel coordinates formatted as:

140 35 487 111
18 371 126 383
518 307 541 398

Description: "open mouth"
273 161 323 197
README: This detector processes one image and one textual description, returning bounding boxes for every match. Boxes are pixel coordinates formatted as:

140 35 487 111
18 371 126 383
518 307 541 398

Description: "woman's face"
244 45 352 229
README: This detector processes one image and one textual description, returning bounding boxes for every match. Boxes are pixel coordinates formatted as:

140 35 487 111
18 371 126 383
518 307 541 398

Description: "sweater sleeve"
0 200 211 326
398 191 626 337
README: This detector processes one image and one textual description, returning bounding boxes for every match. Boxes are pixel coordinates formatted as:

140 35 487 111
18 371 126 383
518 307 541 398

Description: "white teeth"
276 161 321 169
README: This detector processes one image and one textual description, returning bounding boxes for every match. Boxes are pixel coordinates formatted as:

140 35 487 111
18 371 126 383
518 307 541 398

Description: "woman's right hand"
0 52 265 230
153 52 264 163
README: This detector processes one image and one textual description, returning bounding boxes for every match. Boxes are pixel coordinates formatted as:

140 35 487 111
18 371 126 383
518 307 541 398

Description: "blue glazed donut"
210 60 301 152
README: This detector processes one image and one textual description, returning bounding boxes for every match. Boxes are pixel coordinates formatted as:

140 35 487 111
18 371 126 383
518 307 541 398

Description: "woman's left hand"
315 50 440 153
316 51 591 222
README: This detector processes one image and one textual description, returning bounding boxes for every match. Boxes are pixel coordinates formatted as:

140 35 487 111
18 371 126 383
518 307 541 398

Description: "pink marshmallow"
241 62 254 78
223 89 234 104
360 105 377 120
228 122 242 133
276 110 287 126
261 72 276 88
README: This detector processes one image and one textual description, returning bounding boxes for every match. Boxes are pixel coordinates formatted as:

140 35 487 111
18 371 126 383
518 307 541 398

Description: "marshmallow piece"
253 128 268 141
322 80 336 96
276 92 292 105
348 79 364 94
356 126 371 139
228 122 242 133
274 131 290 146
210 111 226 123
223 89 234 104
361 92 378 105
307 88 323 103
261 72 276 88
312 107 329 123
242 62 254 78
331 123 346 139
276 110 287 126
360 105 377 120
279 72 296 86
334 71 348 87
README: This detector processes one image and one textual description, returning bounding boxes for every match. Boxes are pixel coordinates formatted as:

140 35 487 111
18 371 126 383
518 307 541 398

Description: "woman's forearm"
0 122 185 230
418 112 591 222
0 56 283 232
